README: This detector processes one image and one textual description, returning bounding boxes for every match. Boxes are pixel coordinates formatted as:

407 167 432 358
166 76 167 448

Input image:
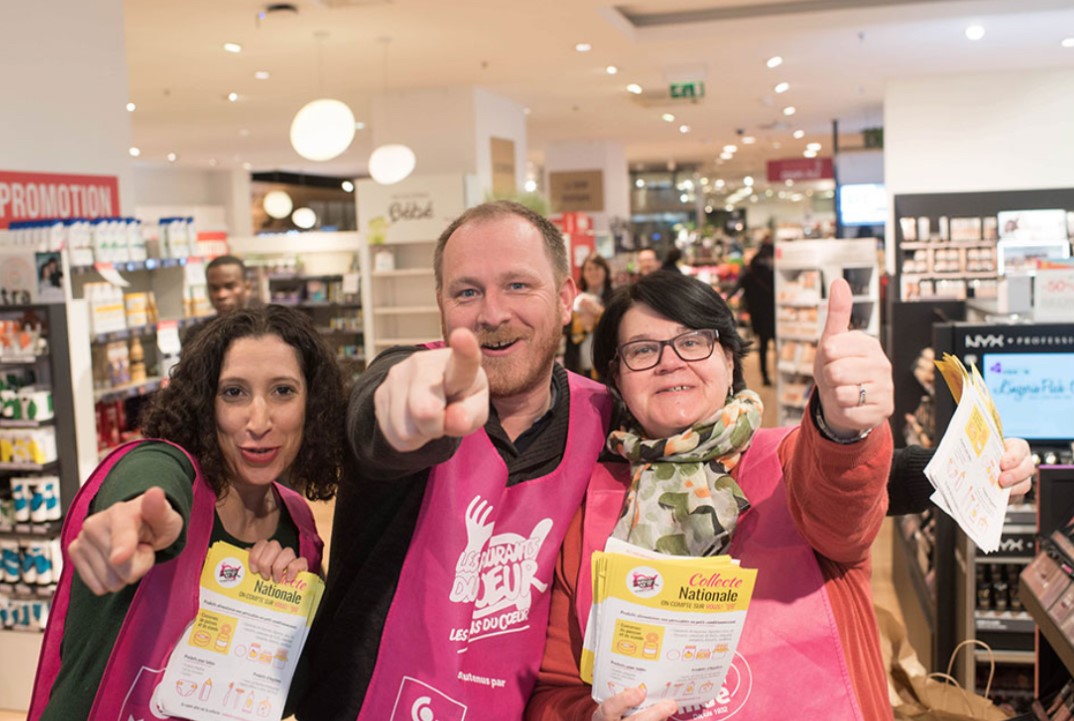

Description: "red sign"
766 158 834 183
0 170 120 229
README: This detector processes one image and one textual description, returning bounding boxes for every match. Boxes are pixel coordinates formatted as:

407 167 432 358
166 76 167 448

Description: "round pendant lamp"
290 98 356 162
291 207 318 230
262 190 294 219
369 144 416 185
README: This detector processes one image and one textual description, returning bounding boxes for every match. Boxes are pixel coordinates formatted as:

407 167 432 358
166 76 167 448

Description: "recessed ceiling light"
606 65 618 75
126 102 136 112
774 82 790 94
524 179 538 192
254 71 270 80
742 136 756 144
627 83 643 94
783 106 796 116
680 194 689 203
355 121 366 130
766 56 783 68
342 180 355 192
1062 37 1074 48
793 129 805 139
700 177 709 185
679 125 690 134
167 152 177 162
635 178 645 188
806 142 821 151
224 42 243 53
723 144 738 153
965 24 985 41
575 42 592 53
662 113 676 122
227 92 239 102
803 150 817 158
743 176 754 186
129 147 141 157
715 179 726 188
720 152 733 160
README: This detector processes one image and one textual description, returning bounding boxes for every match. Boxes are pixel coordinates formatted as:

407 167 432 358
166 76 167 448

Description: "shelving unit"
893 188 1074 303
231 232 365 376
773 238 880 426
0 302 94 709
356 174 480 361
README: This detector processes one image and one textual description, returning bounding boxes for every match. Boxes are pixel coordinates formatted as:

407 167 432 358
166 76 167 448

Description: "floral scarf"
608 389 764 557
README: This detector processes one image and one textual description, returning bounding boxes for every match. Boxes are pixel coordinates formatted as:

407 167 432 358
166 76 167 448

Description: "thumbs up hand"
811 278 893 439
374 327 490 452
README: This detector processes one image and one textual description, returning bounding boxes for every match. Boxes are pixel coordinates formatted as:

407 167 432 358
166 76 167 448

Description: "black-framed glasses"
617 329 720 371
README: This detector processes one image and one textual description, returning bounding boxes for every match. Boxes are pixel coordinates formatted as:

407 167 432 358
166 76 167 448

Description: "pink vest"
29 439 323 721
356 373 611 721
577 427 865 721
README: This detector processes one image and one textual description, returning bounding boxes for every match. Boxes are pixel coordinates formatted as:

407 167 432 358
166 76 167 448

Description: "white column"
0 0 134 210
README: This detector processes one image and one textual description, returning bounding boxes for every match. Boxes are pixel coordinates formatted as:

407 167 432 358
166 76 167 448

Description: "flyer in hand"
154 541 325 721
581 539 757 713
924 353 1009 553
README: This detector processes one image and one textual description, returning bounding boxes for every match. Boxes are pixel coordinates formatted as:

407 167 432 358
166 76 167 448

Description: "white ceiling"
124 0 1074 183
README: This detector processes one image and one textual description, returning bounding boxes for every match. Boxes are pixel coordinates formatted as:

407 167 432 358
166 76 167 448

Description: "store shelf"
373 337 439 348
272 299 361 309
372 306 439 316
0 520 63 538
0 418 54 429
901 271 998 280
975 649 1036 665
0 460 58 474
93 376 164 403
91 316 207 345
372 267 435 278
70 257 190 275
0 356 46 365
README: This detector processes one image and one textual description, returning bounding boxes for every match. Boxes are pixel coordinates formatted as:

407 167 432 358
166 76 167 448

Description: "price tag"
93 263 131 288
157 320 182 356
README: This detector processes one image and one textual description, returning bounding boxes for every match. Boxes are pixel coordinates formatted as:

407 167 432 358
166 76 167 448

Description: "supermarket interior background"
2 0 1074 717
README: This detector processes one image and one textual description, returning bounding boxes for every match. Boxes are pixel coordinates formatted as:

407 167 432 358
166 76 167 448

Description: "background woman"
30 305 347 721
527 271 896 721
564 253 614 378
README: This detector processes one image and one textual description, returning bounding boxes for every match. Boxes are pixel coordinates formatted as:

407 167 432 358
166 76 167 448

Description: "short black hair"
206 255 246 273
592 271 747 393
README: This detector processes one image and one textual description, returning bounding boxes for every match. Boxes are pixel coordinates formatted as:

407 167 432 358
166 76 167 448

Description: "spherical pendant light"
368 144 416 185
291 207 318 229
290 99 356 162
262 190 294 219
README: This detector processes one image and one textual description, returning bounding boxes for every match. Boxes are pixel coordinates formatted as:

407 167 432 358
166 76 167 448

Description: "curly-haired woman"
29 305 347 721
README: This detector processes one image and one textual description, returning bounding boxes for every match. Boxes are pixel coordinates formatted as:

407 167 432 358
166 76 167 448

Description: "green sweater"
40 441 299 721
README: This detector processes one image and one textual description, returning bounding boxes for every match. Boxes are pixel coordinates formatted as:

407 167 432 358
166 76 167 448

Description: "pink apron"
577 427 865 720
356 373 611 721
29 439 322 721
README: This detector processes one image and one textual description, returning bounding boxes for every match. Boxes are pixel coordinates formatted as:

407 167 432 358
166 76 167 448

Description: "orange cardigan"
525 418 894 721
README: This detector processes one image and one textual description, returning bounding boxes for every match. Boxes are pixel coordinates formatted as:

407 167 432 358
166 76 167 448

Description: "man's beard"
481 326 561 399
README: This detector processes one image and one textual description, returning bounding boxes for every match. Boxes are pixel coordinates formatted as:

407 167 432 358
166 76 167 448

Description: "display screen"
839 183 888 226
982 352 1074 442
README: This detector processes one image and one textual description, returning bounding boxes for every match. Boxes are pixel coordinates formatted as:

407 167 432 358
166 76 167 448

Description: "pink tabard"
356 373 611 721
28 439 322 721
577 427 865 721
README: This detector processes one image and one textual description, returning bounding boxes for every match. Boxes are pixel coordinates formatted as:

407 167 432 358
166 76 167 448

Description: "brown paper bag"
876 605 1011 720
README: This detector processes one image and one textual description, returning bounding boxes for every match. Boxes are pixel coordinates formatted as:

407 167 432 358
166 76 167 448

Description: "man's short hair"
433 201 568 290
206 255 247 273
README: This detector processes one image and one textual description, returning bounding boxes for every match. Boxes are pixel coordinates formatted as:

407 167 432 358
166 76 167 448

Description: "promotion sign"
0 171 120 229
765 158 833 183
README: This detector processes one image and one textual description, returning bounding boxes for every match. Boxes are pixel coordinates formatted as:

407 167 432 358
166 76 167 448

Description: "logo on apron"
390 677 467 721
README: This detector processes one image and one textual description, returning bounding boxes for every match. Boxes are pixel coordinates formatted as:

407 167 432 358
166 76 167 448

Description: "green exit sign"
670 82 705 99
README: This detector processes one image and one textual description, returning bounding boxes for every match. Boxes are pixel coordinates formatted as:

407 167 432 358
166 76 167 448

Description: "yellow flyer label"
200 541 323 624
602 553 756 613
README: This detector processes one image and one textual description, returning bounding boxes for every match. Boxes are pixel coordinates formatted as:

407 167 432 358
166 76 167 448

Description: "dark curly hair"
592 271 748 395
140 305 346 501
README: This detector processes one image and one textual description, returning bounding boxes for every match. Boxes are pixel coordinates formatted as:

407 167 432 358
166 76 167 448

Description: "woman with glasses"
526 271 895 721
